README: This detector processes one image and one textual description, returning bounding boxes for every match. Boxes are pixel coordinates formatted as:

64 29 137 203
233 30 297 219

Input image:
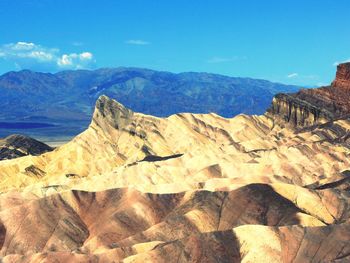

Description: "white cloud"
23 51 54 61
287 73 298 78
0 41 95 71
11 41 36 50
1 42 58 59
57 52 94 69
125 39 150 45
80 52 93 60
333 59 350 66
57 54 74 66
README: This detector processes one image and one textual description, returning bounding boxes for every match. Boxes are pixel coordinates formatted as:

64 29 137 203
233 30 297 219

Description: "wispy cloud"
125 39 150 45
287 73 318 80
0 41 95 71
287 73 298 78
333 58 350 66
286 73 319 80
0 42 58 61
207 56 245 64
285 73 321 85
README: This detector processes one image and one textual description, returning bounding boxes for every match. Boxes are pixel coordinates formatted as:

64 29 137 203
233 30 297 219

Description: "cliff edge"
268 62 350 127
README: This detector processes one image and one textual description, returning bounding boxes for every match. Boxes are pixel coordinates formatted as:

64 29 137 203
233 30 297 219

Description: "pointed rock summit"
92 95 134 130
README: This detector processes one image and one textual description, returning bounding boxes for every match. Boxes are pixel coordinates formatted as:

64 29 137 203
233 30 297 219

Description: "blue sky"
0 0 349 86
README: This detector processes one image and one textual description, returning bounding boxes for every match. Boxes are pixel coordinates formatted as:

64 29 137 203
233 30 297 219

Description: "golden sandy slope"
0 95 350 193
0 95 350 262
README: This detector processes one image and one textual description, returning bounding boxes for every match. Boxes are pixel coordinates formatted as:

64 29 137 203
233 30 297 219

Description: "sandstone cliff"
332 62 350 89
268 62 350 127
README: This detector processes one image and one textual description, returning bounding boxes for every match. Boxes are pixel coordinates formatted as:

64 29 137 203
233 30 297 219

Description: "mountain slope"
0 184 348 262
56 68 299 117
1 91 350 193
0 68 298 125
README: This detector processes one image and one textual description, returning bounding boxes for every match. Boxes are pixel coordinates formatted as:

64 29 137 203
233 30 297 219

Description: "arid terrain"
0 64 350 262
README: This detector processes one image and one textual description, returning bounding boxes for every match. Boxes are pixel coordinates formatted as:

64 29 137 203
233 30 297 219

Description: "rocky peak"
92 95 134 130
331 62 350 89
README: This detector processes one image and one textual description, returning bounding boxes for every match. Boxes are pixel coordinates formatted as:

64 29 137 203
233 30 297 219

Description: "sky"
0 0 349 86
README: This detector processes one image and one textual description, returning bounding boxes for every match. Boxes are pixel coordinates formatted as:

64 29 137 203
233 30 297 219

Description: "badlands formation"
0 134 52 161
0 64 350 262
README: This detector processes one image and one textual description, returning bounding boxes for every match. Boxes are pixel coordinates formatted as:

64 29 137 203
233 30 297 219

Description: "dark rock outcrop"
268 62 350 127
0 134 53 161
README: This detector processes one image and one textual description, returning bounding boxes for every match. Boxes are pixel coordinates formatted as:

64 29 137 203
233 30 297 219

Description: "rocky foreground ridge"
0 64 349 262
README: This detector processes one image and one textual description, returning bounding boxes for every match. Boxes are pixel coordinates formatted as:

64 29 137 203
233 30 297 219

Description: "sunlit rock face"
1 65 350 261
268 62 350 127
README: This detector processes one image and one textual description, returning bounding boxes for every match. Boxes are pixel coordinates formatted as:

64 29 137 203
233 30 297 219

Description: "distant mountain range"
0 68 300 139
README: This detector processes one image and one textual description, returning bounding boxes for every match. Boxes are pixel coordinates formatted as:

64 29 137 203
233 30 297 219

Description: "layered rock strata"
268 62 350 127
